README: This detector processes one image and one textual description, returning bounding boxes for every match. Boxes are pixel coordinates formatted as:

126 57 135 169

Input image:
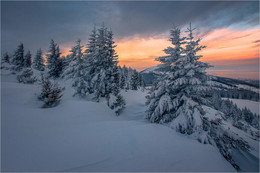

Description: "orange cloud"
115 37 169 70
200 28 260 62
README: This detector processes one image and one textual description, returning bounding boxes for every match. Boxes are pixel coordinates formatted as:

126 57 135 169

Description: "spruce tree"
84 26 98 93
1 52 11 70
2 52 10 64
33 49 45 71
24 51 32 67
68 40 88 97
46 40 63 79
38 73 64 108
12 43 24 71
146 25 252 170
85 25 125 115
130 70 139 90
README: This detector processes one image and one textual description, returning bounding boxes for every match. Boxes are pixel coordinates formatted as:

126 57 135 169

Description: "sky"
1 1 259 80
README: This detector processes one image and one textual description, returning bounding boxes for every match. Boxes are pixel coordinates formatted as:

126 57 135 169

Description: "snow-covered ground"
0 73 239 172
223 98 259 115
237 84 260 94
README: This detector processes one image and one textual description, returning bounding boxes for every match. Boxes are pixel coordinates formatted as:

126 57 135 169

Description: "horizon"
1 1 259 80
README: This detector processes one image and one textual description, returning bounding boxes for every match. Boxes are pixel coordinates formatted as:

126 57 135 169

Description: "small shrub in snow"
108 94 126 116
38 73 64 108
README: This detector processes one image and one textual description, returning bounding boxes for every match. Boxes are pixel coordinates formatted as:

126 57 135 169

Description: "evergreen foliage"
1 52 11 70
12 43 25 71
24 51 32 67
3 52 10 64
17 68 36 84
33 49 45 71
69 40 88 97
46 40 63 78
146 24 255 170
38 73 64 108
84 25 126 115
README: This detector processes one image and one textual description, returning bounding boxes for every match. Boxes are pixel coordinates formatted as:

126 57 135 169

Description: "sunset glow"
114 28 259 79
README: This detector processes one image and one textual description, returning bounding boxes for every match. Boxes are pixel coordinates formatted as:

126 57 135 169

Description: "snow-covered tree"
66 40 88 97
33 49 45 71
130 70 139 90
146 24 252 170
17 68 36 84
85 25 125 115
84 26 98 93
38 73 64 108
24 51 32 67
46 40 63 79
1 53 11 70
2 52 10 64
12 43 25 71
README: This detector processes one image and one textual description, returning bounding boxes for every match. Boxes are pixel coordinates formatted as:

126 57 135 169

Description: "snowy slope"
1 73 236 172
237 84 260 94
223 98 259 115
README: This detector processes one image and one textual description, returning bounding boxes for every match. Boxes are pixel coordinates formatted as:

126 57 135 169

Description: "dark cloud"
1 1 259 55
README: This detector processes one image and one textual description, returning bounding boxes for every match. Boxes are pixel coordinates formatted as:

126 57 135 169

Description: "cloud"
1 1 259 79
2 1 259 55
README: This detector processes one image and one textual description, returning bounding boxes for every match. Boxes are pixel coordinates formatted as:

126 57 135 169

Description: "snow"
1 73 237 172
140 65 161 74
223 98 259 115
237 84 260 94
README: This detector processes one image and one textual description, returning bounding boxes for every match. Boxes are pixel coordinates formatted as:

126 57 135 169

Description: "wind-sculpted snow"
1 74 236 172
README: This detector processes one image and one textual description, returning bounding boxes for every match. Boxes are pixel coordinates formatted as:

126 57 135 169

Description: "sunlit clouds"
115 28 259 79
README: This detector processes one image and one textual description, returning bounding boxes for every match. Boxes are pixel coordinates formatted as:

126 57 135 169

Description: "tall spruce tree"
85 25 125 115
67 40 88 97
33 49 45 71
84 26 98 93
46 40 63 78
130 70 139 90
24 51 32 67
12 43 24 71
146 25 252 170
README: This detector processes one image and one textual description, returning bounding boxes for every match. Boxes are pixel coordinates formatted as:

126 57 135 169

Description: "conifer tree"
1 52 11 70
85 25 125 115
84 26 98 93
2 52 10 64
46 40 63 78
68 40 88 97
146 25 252 170
130 70 139 90
33 49 45 71
24 51 32 67
12 43 25 71
38 73 64 108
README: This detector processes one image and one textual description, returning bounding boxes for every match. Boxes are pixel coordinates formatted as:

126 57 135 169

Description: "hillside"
1 73 239 172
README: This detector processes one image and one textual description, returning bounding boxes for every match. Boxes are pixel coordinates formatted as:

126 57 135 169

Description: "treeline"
1 25 145 114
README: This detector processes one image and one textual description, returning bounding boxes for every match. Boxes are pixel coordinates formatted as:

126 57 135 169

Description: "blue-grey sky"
1 1 259 79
